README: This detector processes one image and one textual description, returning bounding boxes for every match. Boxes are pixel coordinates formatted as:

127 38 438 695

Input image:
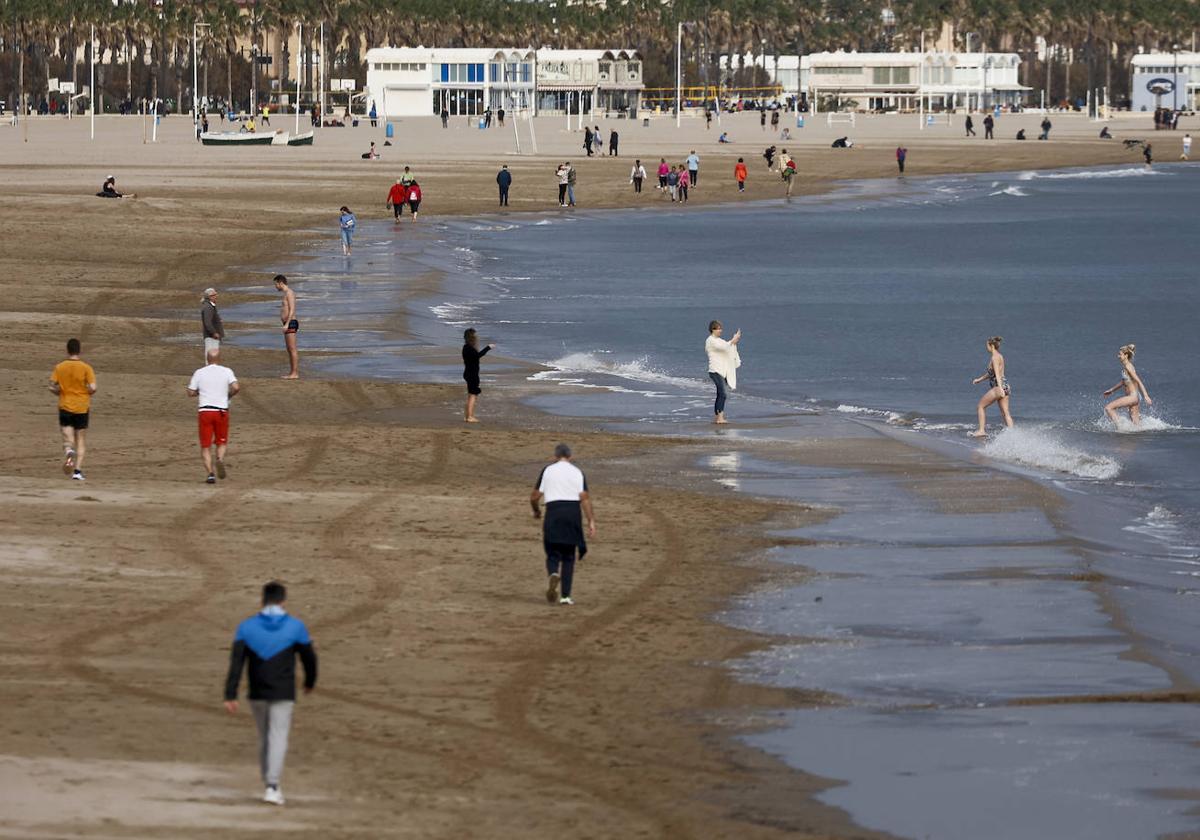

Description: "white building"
535 49 644 115
721 51 1029 111
365 47 536 118
1130 52 1200 111
365 46 642 119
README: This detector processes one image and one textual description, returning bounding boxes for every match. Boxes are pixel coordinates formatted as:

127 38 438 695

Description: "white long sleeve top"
705 334 741 390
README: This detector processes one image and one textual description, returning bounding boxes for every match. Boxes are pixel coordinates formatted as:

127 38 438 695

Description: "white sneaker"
71 471 85 481
559 596 574 606
546 573 560 604
262 786 285 806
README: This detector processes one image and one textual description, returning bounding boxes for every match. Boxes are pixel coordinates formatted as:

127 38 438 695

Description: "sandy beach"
0 112 1184 838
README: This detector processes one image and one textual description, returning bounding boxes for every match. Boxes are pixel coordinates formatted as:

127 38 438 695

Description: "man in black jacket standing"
496 164 512 206
223 581 317 806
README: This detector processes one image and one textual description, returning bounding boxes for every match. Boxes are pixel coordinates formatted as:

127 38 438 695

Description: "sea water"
232 164 1200 838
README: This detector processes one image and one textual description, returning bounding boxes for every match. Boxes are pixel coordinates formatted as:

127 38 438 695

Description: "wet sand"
0 113 1160 837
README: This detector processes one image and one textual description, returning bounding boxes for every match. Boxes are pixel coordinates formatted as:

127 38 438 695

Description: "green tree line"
2 0 1196 112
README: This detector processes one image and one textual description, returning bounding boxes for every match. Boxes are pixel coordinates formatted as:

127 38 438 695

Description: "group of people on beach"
701 323 1153 435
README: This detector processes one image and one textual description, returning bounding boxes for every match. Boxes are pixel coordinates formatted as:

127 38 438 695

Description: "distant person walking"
461 328 494 422
497 107 505 127
497 165 512 206
760 109 767 130
187 349 239 483
530 443 595 606
609 129 619 156
734 157 748 191
630 159 646 193
201 287 224 359
686 150 700 186
274 275 300 380
1103 344 1152 426
400 166 416 189
49 337 96 481
657 158 669 191
440 107 449 128
1143 142 1154 167
1182 133 1192 160
1039 117 1052 140
387 179 408 221
781 152 797 197
584 126 594 157
770 109 780 131
406 182 422 220
223 581 318 807
970 336 1014 437
368 101 377 127
983 113 994 139
566 163 577 206
678 166 690 202
667 165 680 201
339 206 356 255
705 320 741 424
965 114 976 137
896 145 907 174
557 163 570 206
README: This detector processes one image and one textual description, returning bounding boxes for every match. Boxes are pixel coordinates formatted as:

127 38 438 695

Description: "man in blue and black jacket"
223 581 317 806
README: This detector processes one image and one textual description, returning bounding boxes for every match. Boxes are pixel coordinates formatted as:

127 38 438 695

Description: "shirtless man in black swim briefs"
274 275 299 380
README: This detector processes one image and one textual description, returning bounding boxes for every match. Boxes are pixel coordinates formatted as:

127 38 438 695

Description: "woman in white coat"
705 320 742 424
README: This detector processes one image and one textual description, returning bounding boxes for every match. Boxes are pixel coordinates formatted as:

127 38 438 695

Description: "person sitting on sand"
1099 126 1112 139
97 175 134 199
1103 344 1152 426
361 141 379 160
970 336 1014 437
1015 129 1026 140
831 137 852 149
718 131 730 144
780 127 792 141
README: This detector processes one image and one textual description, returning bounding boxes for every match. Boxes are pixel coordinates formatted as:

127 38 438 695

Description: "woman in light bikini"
1103 344 1152 426
970 336 1013 437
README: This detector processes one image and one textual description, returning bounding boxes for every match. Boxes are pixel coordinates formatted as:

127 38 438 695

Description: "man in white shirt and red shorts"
187 349 240 484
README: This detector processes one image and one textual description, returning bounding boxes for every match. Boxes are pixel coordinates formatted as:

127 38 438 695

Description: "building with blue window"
365 46 639 119
366 47 536 118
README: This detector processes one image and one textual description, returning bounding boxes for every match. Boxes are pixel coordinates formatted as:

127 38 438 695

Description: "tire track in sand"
53 435 330 717
489 507 691 838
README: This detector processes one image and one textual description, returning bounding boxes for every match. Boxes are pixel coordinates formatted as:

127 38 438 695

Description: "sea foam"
980 426 1121 480
530 351 700 391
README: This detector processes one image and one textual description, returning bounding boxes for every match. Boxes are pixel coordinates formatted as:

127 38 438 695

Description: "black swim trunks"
465 375 481 396
285 319 300 334
58 410 89 430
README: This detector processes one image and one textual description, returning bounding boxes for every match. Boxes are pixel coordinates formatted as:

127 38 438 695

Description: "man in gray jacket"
202 287 224 359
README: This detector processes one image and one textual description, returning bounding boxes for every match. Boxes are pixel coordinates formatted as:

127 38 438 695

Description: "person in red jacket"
386 179 408 222
734 158 748 192
406 181 422 221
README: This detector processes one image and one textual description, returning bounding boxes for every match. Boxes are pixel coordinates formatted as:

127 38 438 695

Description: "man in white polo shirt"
530 443 596 606
187 349 240 484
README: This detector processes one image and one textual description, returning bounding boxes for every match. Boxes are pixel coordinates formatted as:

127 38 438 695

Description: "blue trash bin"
385 122 394 138
478 118 486 129
796 115 804 128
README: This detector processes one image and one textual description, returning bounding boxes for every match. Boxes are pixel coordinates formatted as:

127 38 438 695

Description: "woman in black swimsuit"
970 335 1014 437
462 328 494 423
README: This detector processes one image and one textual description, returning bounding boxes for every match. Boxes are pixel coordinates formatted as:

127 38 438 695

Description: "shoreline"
2 118 1192 837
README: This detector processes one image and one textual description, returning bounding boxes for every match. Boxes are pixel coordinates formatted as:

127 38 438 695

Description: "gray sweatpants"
250 700 294 787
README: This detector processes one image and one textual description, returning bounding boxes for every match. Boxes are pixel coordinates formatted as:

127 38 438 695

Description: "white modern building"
365 46 642 119
365 47 536 118
721 50 1029 111
1130 52 1200 111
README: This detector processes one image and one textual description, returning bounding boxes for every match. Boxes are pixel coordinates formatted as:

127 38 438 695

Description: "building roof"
537 49 640 61
366 46 536 62
1131 52 1200 65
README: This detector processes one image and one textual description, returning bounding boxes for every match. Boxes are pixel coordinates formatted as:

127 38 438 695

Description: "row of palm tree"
2 0 1196 112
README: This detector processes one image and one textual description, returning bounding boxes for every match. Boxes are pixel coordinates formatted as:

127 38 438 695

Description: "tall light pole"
192 21 209 131
89 24 95 139
294 21 302 134
676 21 683 126
1173 43 1181 112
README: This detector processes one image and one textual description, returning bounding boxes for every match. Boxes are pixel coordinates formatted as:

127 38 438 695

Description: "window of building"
893 67 910 84
814 66 862 75
872 67 889 84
